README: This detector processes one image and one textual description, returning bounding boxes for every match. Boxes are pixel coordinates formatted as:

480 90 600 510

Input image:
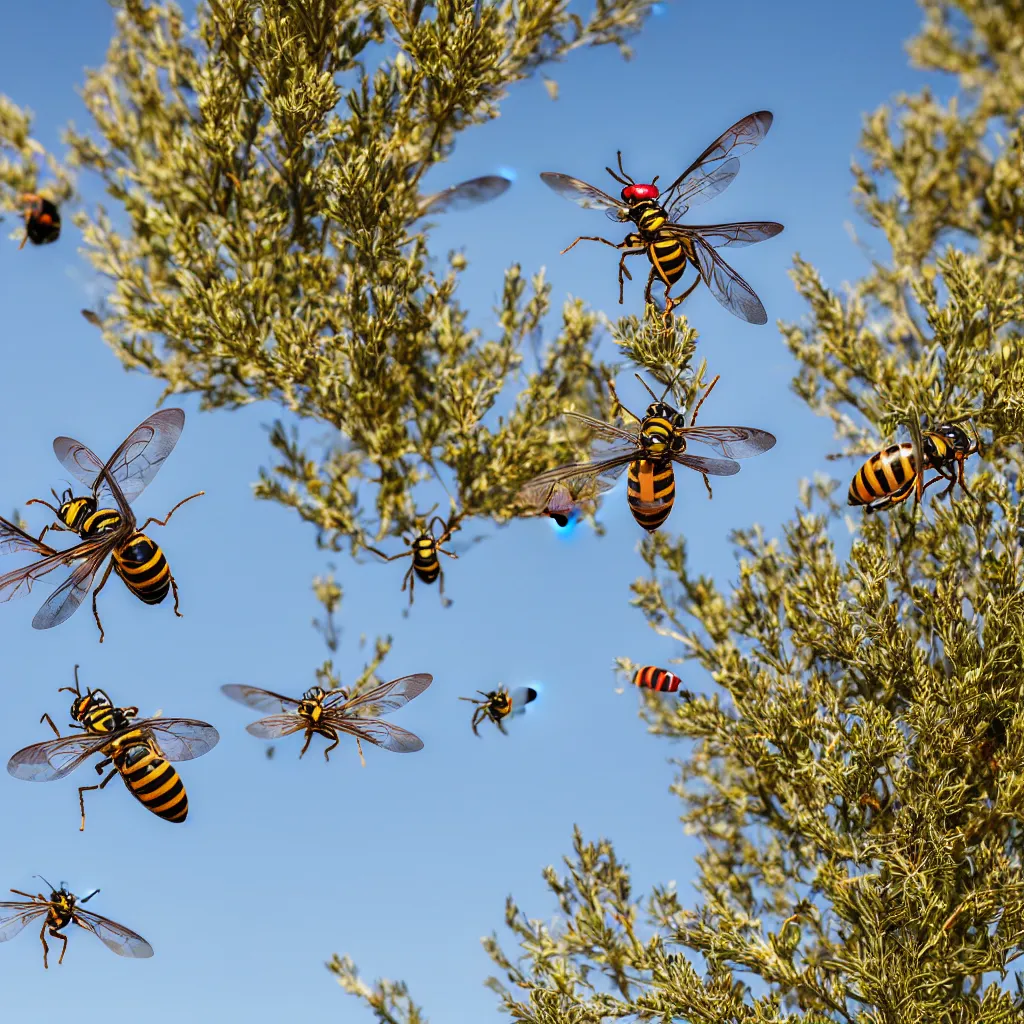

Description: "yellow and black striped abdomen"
627 459 675 532
411 537 440 584
848 443 917 507
80 508 123 537
113 532 171 605
647 237 687 287
111 737 187 823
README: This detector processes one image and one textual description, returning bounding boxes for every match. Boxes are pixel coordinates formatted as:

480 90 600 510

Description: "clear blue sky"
1 1 929 1019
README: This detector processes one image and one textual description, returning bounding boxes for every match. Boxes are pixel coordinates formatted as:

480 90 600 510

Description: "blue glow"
496 165 518 182
549 509 580 536
651 2 666 14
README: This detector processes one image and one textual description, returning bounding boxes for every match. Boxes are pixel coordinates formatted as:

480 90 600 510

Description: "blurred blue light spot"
651 2 666 13
550 510 580 536
497 165 518 182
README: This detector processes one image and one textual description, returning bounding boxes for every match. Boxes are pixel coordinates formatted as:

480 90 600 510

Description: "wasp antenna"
651 174 660 186
34 875 56 892
616 150 633 183
80 889 100 903
658 366 689 403
634 373 660 403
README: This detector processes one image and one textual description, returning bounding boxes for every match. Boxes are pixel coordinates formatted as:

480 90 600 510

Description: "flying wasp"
0 879 152 968
221 673 433 766
519 374 776 533
418 174 513 217
540 111 782 322
19 194 61 248
7 666 219 830
365 515 460 608
631 666 685 693
0 409 203 641
847 422 980 514
459 685 538 736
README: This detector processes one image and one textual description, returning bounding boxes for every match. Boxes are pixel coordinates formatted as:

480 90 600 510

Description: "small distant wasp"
366 516 459 607
19 194 61 248
0 409 203 641
541 112 782 322
515 474 616 528
631 666 684 693
418 174 513 217
7 666 219 830
221 673 433 766
0 878 152 968
460 686 538 736
847 422 980 513
520 374 776 532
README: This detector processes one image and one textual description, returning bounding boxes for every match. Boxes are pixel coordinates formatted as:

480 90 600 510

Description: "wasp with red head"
541 111 782 323
18 194 61 248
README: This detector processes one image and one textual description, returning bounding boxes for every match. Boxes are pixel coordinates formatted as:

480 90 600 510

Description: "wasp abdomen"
116 743 188 822
627 459 675 532
113 534 171 604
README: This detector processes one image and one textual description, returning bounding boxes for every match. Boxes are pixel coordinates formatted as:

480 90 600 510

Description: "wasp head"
621 182 659 203
933 423 973 454
302 686 326 702
57 491 96 532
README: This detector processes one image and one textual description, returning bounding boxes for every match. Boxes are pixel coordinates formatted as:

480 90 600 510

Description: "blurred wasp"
0 409 203 641
418 174 513 217
19 194 61 248
365 515 460 608
541 111 782 322
8 666 219 830
460 685 538 736
847 422 981 514
514 473 616 528
0 878 152 968
632 666 685 693
520 374 776 532
221 673 432 766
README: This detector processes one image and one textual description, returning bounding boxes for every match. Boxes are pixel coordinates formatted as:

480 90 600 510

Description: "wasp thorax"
933 423 971 452
58 495 95 531
622 183 659 202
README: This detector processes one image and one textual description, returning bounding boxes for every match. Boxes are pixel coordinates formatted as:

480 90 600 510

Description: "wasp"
460 686 538 736
632 666 685 693
540 111 782 322
847 423 980 513
0 409 203 641
19 194 61 248
520 374 776 533
514 474 616 528
0 878 152 968
7 666 219 830
418 174 513 217
365 515 459 607
221 673 433 766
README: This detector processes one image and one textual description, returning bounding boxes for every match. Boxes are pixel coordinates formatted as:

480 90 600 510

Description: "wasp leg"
355 737 366 768
437 566 453 609
701 473 713 500
78 767 118 831
39 919 50 969
664 273 701 320
496 715 509 736
137 491 205 531
298 729 315 759
323 730 339 763
52 926 68 965
91 560 116 644
955 455 978 502
364 545 413 563
40 713 62 739
402 564 416 607
559 234 624 256
169 572 182 618
616 248 645 304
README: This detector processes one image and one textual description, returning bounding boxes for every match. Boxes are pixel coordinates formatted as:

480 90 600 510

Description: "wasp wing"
0 903 47 942
53 409 186 507
672 453 741 476
74 910 154 958
663 158 739 220
508 686 539 717
332 717 425 753
138 719 220 761
680 221 784 249
519 446 638 492
677 425 777 459
688 234 768 325
419 175 512 216
340 673 433 716
220 684 302 713
31 538 116 630
0 532 104 610
7 732 114 782
244 714 307 739
0 516 58 558
540 173 629 222
661 110 774 217
563 412 643 446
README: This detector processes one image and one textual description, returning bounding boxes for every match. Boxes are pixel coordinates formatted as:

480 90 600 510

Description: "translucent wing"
74 909 154 958
139 719 220 761
332 717 425 753
661 110 774 217
689 235 768 325
0 902 47 942
672 453 741 476
515 474 616 518
53 409 185 508
679 221 785 249
540 173 629 221
0 533 106 611
245 714 307 740
7 732 113 782
220 684 301 713
563 411 643 446
519 448 638 492
663 158 739 221
0 515 57 558
419 175 512 216
341 673 433 716
31 539 116 630
676 425 777 459
508 687 539 717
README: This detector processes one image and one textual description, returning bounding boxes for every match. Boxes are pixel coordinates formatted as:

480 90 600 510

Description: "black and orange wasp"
0 878 152 968
18 194 61 248
541 111 782 322
0 409 203 641
221 673 433 766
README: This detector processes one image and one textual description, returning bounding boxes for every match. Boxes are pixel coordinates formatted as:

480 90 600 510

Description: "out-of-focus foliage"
45 0 659 559
330 0 1024 1021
